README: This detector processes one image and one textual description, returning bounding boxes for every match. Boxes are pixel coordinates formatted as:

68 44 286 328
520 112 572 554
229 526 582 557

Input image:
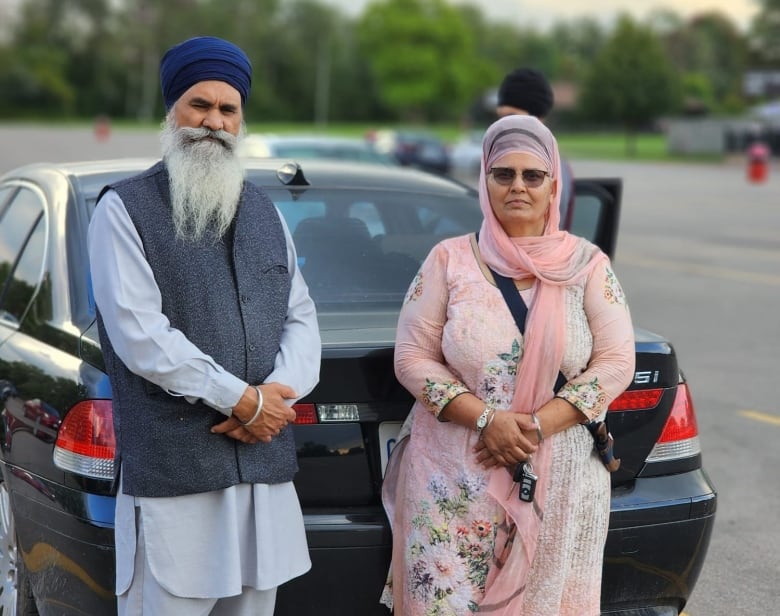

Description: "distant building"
743 71 780 98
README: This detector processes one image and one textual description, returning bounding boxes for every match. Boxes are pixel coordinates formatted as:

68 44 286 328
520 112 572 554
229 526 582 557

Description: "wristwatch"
476 406 492 437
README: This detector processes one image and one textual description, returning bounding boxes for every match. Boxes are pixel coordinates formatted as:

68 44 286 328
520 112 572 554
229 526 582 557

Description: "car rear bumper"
276 510 392 615
6 469 116 616
602 468 717 614
280 469 717 616
7 466 715 616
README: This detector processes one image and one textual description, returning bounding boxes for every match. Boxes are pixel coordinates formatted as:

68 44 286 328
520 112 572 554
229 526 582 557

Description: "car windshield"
263 187 481 311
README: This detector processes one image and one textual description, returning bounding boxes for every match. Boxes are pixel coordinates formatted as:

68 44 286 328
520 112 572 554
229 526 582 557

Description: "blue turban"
160 36 252 109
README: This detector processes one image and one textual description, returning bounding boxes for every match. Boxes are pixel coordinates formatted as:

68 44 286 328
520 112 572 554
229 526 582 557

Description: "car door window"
0 188 47 327
348 201 384 237
569 194 603 240
570 180 621 259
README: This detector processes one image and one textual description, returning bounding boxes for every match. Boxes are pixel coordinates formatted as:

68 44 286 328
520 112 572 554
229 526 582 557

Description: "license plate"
378 421 402 477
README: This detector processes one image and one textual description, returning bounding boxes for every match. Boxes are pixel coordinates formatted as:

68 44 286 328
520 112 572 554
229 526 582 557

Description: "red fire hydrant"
747 141 770 183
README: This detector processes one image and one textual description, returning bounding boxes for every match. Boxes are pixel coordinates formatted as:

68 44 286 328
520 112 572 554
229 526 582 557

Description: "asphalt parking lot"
0 123 160 173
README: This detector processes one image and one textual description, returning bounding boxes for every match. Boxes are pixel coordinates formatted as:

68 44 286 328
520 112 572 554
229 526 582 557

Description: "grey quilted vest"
96 161 294 497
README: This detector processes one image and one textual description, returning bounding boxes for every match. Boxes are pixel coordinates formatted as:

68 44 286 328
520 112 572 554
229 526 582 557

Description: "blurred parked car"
449 130 484 178
238 134 396 165
369 129 451 175
0 157 715 615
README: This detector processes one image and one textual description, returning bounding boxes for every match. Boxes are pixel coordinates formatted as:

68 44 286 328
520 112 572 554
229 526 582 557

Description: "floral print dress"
381 235 634 616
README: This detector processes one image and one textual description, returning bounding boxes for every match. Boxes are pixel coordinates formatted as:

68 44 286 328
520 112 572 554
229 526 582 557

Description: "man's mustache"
178 127 237 151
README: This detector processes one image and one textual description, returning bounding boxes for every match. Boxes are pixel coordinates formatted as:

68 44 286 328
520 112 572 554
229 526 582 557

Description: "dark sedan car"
0 158 715 615
369 129 452 175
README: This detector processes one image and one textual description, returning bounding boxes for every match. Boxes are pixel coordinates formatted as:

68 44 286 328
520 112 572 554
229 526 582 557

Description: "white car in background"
449 130 485 179
239 134 396 165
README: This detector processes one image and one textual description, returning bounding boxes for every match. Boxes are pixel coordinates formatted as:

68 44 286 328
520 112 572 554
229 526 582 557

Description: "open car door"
569 178 622 259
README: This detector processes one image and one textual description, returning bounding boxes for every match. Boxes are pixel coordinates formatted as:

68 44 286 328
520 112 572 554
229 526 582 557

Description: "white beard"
160 115 246 242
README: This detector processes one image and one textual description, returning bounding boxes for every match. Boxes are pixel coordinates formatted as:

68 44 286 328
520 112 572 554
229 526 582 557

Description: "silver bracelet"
476 406 496 439
241 386 263 426
484 408 497 432
531 411 544 443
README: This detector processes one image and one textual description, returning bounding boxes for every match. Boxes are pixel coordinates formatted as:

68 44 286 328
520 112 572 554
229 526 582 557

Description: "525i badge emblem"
634 370 660 384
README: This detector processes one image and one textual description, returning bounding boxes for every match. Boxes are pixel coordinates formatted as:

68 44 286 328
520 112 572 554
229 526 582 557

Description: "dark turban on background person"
160 36 252 110
497 67 554 118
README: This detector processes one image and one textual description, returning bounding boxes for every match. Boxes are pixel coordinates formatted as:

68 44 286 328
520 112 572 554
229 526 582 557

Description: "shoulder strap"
473 232 566 393
471 232 619 470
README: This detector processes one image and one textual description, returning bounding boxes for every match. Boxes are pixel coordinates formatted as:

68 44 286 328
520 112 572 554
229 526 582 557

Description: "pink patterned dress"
381 234 634 615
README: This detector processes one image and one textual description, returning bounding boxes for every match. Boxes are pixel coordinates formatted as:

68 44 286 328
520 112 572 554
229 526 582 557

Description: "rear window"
264 187 481 309
84 173 482 315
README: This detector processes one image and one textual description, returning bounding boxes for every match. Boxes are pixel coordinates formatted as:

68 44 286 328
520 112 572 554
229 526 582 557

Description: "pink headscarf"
477 115 605 612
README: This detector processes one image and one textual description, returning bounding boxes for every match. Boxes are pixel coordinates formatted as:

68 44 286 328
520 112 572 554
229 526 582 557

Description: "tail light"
52 400 361 477
608 388 663 411
292 402 364 424
645 383 701 462
53 400 116 480
292 403 317 425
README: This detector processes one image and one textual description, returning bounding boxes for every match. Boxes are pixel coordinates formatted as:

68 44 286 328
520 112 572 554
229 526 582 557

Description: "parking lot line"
739 409 780 425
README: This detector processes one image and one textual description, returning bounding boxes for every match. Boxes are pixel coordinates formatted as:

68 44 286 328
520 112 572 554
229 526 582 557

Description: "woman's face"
486 152 556 237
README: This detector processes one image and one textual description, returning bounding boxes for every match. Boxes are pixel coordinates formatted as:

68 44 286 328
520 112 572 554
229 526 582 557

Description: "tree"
259 0 381 123
113 0 283 121
659 12 747 114
550 17 606 80
0 0 102 116
357 0 481 122
749 0 780 66
579 15 681 155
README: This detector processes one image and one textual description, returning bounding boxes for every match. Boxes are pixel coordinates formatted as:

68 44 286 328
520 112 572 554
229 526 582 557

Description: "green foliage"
357 0 481 122
749 0 780 65
0 0 755 127
0 46 75 117
579 15 681 154
659 11 747 113
549 18 606 79
681 72 716 113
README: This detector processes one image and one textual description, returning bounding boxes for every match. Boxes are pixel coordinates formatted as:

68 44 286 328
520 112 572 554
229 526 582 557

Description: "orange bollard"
747 142 770 183
94 115 111 142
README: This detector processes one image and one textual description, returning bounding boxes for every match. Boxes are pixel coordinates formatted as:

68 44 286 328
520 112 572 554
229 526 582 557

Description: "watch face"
477 415 487 428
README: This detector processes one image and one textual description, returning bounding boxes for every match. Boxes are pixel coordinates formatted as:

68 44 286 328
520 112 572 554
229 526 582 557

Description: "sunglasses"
489 167 550 188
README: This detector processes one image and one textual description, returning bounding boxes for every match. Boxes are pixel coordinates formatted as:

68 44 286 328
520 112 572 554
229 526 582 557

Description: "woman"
381 115 635 615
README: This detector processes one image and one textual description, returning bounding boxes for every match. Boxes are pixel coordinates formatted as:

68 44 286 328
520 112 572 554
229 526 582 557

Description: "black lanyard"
475 231 566 393
474 232 620 471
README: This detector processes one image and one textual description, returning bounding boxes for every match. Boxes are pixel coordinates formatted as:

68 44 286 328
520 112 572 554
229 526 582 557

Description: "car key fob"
517 461 537 503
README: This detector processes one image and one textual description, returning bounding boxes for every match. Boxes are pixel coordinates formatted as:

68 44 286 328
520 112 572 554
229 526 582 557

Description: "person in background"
381 114 634 614
496 67 575 227
88 36 321 616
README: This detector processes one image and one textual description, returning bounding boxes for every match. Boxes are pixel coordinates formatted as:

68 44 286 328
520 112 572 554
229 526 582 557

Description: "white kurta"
88 188 320 597
114 479 309 596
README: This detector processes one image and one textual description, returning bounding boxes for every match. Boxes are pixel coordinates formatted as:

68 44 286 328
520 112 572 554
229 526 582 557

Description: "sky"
320 0 759 32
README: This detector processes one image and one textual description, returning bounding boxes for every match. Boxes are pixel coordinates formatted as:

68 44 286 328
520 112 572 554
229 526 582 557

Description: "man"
88 36 321 615
496 67 575 227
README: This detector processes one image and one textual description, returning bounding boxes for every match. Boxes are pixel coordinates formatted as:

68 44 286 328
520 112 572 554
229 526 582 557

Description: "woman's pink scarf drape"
477 116 605 612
